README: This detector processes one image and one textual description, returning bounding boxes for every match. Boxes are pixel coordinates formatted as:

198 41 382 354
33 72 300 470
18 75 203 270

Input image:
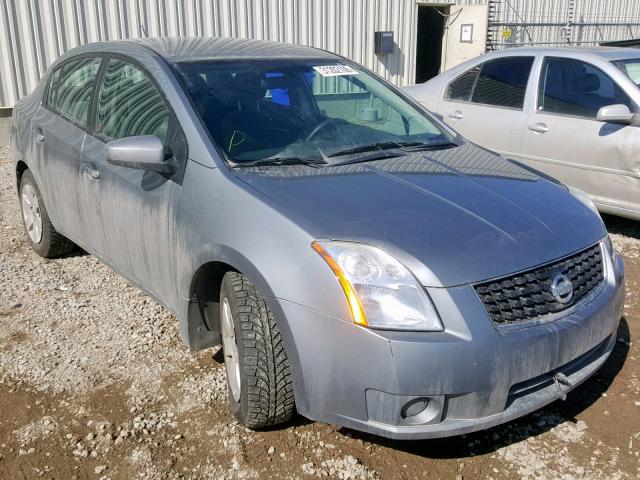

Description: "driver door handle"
528 123 549 134
448 110 464 120
83 164 101 180
33 127 45 143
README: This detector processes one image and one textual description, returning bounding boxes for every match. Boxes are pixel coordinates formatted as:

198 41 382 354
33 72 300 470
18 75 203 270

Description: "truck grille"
475 243 604 326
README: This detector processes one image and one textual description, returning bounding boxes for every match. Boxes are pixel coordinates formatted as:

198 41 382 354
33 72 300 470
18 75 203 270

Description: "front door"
522 56 640 214
81 58 186 309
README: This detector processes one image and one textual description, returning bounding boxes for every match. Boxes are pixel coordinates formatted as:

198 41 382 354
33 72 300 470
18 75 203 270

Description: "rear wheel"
19 170 74 258
220 272 295 428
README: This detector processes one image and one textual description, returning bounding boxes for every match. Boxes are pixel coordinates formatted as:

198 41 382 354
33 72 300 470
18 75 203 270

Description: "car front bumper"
271 248 625 440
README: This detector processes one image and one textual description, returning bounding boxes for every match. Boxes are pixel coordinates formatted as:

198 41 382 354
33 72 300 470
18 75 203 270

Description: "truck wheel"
19 170 74 258
219 272 295 428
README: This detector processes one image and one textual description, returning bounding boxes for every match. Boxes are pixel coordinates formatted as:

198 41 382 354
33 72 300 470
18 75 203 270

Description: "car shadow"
56 247 90 259
335 318 630 458
598 123 625 137
603 214 640 240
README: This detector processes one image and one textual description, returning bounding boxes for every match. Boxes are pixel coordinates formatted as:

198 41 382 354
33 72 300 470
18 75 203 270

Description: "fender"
176 244 306 406
176 243 278 350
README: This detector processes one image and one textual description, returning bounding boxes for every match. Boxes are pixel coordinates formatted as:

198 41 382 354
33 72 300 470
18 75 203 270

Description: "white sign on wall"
460 24 474 43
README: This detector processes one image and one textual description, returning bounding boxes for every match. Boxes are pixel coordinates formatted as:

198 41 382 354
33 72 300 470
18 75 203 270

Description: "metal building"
1 0 640 109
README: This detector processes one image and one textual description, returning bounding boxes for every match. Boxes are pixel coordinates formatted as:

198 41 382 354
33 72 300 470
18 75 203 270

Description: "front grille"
475 243 604 326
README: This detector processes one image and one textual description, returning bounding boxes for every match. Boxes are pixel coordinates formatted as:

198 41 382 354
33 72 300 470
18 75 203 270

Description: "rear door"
31 57 102 245
81 57 187 306
521 56 640 213
438 56 534 158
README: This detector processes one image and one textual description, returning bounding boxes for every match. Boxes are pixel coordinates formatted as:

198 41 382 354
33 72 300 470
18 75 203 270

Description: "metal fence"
464 0 640 50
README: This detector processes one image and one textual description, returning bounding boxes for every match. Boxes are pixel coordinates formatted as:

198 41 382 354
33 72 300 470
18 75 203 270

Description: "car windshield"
175 59 451 164
614 58 640 87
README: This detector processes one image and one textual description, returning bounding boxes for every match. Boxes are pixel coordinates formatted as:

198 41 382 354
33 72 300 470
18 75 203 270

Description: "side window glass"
471 57 534 109
46 67 62 108
49 58 101 126
96 59 169 143
445 65 480 102
538 57 636 118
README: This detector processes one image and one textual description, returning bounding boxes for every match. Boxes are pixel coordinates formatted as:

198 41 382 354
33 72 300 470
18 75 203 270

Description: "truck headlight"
312 241 443 331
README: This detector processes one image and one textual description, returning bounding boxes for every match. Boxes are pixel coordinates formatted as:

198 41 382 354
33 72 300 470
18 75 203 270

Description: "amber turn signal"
311 241 368 327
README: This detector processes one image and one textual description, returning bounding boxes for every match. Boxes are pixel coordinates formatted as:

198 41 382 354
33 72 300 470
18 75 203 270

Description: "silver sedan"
10 37 625 440
405 47 640 221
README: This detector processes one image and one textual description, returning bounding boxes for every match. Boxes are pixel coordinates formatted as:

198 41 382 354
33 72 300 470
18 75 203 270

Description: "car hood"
236 143 606 287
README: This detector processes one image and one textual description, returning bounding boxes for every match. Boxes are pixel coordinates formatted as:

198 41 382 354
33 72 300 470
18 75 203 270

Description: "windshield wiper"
401 141 459 152
330 151 406 167
328 140 458 158
328 141 416 158
232 157 328 168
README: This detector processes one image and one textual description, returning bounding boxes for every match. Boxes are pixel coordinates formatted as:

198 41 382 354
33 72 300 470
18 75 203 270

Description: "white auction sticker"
312 65 359 77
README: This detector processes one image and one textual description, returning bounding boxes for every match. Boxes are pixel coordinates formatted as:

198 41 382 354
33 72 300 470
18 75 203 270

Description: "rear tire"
219 272 295 428
19 170 74 258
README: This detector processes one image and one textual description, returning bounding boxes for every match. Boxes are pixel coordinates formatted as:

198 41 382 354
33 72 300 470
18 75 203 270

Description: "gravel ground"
1 129 639 479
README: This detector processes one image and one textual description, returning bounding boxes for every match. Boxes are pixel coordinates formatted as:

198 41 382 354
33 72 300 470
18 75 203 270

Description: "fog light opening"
401 397 430 419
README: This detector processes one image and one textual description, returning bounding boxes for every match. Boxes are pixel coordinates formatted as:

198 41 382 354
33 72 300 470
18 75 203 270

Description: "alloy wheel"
21 184 43 244
221 297 241 402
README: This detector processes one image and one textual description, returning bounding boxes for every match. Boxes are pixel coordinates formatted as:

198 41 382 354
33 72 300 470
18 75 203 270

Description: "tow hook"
554 372 573 400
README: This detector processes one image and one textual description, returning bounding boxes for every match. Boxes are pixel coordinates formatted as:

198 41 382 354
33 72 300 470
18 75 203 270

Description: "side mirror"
106 135 176 174
596 104 634 124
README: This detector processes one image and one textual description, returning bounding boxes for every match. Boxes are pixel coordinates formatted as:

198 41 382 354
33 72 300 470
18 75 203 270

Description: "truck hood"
236 143 606 287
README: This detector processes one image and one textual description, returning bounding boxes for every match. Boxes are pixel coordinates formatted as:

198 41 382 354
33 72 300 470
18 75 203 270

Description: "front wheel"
219 272 295 428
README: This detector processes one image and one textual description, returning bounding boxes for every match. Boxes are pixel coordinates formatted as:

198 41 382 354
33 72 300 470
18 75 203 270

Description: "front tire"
220 272 295 428
19 170 74 258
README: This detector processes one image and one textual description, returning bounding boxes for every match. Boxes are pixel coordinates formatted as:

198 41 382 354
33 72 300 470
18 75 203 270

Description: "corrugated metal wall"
0 0 419 108
3 0 640 108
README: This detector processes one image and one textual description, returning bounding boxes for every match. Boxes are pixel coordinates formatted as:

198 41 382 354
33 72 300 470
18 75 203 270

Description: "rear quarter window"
445 66 480 101
45 68 62 107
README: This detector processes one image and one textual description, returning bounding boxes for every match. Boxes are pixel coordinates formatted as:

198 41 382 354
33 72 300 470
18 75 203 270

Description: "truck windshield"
614 58 640 87
175 59 451 164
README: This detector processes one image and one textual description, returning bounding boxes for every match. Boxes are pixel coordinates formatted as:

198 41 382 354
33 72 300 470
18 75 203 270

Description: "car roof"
84 36 340 63
484 46 640 62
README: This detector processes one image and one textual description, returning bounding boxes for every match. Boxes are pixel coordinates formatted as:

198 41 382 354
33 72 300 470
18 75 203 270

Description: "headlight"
603 234 616 261
312 241 443 331
567 185 600 216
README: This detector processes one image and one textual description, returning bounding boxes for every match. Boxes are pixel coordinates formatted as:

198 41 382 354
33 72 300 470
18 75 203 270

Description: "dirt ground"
0 127 639 479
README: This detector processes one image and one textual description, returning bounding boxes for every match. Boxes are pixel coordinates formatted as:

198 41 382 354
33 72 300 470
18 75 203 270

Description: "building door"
415 5 448 83
442 5 489 71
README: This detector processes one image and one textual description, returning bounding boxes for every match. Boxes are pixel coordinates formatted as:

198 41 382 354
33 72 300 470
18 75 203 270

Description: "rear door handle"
528 123 549 134
83 164 100 180
448 110 464 120
33 127 45 143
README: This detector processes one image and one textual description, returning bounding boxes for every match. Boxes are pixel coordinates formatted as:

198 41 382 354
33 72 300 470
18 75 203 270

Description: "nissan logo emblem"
550 274 574 304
